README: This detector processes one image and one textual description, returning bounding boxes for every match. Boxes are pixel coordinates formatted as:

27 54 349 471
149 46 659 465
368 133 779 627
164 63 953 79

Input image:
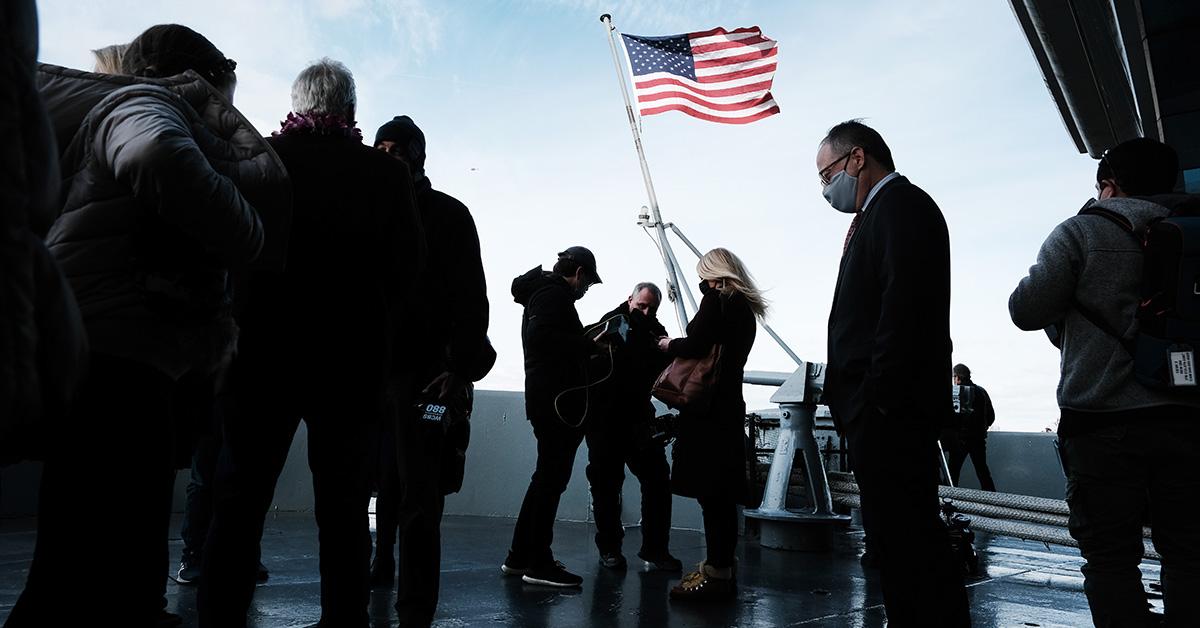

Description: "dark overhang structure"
1011 0 1200 191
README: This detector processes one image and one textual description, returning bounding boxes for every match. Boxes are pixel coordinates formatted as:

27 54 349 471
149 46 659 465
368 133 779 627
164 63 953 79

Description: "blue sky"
36 0 1097 431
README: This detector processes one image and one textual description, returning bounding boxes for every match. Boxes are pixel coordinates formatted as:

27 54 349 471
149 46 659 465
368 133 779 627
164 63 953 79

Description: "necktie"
842 211 863 255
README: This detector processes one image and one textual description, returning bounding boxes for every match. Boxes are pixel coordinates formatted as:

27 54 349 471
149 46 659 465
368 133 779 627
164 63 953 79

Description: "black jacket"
666 287 757 503
409 177 493 386
591 301 671 422
512 267 595 422
231 133 423 419
36 63 289 379
956 382 995 440
825 176 953 430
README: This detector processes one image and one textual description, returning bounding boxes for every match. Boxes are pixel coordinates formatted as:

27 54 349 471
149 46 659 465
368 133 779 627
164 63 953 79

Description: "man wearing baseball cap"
503 247 603 587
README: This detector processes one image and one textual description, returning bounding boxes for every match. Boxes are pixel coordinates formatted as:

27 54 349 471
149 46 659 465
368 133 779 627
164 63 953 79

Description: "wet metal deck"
0 512 1159 627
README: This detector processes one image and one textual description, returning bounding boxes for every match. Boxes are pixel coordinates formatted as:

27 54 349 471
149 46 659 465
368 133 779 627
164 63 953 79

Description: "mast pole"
600 13 690 333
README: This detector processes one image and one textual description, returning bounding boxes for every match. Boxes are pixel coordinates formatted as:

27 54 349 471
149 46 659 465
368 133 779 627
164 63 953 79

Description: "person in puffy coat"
6 24 289 628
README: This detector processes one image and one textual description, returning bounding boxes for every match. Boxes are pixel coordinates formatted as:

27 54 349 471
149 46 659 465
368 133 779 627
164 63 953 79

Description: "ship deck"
1 511 1161 627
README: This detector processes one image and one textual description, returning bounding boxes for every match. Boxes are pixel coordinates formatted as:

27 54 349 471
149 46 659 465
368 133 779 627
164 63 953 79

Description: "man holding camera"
586 283 681 571
504 247 604 588
373 115 496 628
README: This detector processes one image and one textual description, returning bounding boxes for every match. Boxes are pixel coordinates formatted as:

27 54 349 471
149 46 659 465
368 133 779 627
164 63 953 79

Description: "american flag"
620 26 780 125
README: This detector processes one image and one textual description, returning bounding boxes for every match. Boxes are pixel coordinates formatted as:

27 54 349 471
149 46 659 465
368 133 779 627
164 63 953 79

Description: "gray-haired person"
198 58 424 628
584 283 681 571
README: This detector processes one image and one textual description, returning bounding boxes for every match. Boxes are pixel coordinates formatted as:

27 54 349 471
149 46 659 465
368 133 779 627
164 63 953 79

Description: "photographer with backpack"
1010 137 1200 627
947 364 996 491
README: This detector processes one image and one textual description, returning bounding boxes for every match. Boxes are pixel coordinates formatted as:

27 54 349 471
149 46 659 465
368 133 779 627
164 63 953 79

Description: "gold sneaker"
669 561 736 601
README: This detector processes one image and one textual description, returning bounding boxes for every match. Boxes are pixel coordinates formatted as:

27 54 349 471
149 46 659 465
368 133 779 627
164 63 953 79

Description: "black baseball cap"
558 246 601 284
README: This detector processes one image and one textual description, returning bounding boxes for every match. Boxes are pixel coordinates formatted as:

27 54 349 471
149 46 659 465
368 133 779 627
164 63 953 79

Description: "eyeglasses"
818 151 854 186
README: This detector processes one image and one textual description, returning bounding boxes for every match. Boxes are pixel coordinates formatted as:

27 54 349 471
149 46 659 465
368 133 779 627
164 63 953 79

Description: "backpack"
1077 195 1200 392
955 384 975 414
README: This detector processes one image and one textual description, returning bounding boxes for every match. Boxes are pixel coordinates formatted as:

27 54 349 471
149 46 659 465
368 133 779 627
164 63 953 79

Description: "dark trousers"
847 408 971 628
372 418 401 566
198 389 374 628
585 416 672 557
393 405 454 627
5 353 175 628
697 497 738 569
181 432 221 556
1062 419 1200 628
509 413 586 566
948 436 996 492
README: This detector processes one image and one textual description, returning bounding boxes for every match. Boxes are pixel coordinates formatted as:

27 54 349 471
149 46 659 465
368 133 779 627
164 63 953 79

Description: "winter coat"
825 176 953 430
665 287 756 504
409 177 494 387
512 267 595 423
590 301 671 424
1 3 88 463
1009 196 1200 431
35 63 290 380
230 132 424 420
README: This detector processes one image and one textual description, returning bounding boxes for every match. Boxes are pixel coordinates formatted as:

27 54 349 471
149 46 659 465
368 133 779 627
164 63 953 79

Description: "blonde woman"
656 247 766 601
91 43 128 74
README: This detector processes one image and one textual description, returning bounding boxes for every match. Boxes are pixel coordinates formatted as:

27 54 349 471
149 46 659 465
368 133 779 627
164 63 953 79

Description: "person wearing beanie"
10 23 288 628
371 115 494 627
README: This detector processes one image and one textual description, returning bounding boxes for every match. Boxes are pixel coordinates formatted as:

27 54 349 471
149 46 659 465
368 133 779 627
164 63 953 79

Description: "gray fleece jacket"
1010 197 1200 414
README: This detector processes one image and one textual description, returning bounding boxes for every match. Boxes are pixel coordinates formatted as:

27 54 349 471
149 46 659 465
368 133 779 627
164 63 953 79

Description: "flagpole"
600 13 692 334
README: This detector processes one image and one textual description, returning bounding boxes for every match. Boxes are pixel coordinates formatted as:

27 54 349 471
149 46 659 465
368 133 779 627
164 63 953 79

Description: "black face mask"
699 280 717 296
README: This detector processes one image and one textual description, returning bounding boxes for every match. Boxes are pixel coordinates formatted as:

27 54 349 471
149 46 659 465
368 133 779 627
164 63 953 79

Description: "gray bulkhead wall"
2 390 1066 520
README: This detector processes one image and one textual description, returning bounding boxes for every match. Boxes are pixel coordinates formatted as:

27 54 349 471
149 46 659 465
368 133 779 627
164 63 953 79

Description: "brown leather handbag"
652 344 722 413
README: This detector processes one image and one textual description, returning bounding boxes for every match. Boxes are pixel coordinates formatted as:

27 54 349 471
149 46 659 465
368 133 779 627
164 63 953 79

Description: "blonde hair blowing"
92 44 129 74
696 248 768 319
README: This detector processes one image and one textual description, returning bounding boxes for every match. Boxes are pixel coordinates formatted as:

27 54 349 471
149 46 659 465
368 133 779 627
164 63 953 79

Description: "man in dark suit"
817 120 970 627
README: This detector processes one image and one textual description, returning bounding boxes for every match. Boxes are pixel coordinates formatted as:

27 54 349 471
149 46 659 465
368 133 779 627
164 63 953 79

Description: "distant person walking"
946 364 997 491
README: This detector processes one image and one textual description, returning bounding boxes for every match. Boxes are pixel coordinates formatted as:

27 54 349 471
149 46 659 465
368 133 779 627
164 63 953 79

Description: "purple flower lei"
274 112 364 140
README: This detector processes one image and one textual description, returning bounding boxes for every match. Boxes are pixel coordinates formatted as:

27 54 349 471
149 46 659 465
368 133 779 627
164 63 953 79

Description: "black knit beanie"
123 24 236 85
374 115 426 176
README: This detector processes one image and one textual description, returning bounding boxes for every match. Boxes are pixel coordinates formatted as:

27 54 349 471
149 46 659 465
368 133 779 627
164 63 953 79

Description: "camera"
410 393 468 430
591 314 630 345
941 500 980 577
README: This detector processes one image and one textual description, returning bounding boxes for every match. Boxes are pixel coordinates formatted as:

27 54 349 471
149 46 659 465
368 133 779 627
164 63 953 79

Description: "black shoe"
638 550 683 572
256 560 270 583
599 551 627 570
370 555 395 587
176 552 202 585
522 561 583 588
501 551 531 576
